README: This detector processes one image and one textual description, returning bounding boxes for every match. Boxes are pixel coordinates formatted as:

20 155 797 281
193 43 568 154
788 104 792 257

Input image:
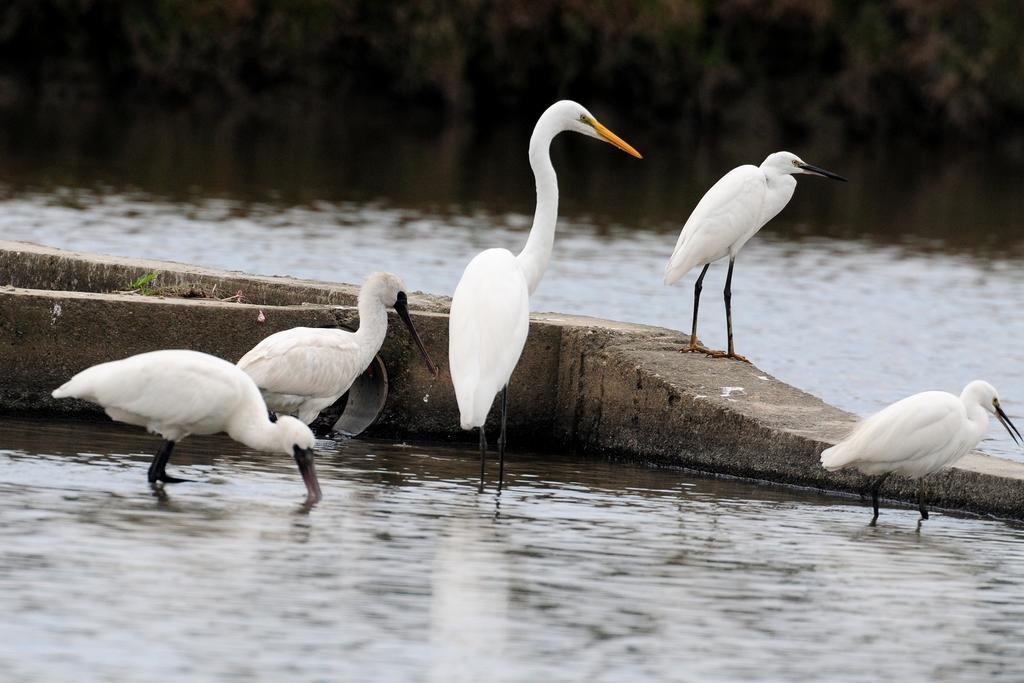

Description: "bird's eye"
579 114 592 126
792 159 801 167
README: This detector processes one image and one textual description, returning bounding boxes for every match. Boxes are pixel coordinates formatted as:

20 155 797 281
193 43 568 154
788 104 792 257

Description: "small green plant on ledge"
125 272 159 295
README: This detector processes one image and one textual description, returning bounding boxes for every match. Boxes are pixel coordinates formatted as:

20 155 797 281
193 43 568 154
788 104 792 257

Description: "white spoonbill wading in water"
664 151 846 362
52 349 323 503
449 100 642 492
821 380 1022 525
237 272 438 426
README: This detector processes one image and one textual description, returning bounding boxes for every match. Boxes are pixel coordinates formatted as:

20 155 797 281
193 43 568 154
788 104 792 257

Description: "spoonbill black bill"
449 99 642 492
237 272 438 426
52 349 323 504
664 151 846 361
820 380 1022 525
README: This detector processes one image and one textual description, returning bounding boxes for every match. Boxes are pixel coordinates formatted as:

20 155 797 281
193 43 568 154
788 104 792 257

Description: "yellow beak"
592 119 643 159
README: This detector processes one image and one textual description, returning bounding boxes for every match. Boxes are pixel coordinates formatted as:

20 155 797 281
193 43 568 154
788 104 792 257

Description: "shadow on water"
2 417 1024 680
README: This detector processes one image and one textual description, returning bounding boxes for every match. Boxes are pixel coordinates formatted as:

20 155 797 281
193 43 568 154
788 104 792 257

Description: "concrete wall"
4 240 1024 518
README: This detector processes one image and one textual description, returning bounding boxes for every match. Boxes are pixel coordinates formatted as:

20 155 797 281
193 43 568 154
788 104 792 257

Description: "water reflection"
2 418 1024 680
1 104 1023 459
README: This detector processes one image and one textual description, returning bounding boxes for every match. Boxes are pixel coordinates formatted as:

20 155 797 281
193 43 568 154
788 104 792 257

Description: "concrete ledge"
3 240 1024 519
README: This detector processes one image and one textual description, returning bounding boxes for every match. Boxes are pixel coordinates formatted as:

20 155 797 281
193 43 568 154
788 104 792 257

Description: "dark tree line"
1 0 1021 140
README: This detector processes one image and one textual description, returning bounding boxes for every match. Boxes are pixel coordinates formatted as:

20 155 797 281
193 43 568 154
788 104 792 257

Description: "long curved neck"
516 117 560 295
353 291 389 366
227 387 286 452
758 165 797 228
960 389 992 444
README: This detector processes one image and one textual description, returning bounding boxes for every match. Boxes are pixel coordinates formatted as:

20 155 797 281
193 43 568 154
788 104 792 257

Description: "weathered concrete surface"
3 240 1024 519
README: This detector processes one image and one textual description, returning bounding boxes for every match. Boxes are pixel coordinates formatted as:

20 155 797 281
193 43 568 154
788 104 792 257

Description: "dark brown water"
3 417 1024 681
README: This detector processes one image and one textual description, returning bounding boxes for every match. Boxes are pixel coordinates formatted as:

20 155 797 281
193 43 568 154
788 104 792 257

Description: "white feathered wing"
237 327 366 424
449 248 530 430
820 391 970 477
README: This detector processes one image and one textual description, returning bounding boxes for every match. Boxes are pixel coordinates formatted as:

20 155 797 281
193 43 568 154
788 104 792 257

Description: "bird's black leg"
722 257 748 362
497 385 508 492
917 479 929 521
682 264 710 353
478 426 488 493
148 440 189 484
870 473 890 526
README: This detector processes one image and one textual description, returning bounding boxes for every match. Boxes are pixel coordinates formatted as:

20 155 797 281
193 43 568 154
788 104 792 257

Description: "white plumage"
449 249 530 430
821 380 1022 523
449 100 641 490
52 349 322 502
664 165 775 285
238 272 437 426
238 327 366 423
664 151 846 360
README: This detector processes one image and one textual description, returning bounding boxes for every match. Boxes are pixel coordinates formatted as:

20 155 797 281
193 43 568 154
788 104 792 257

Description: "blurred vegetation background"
0 0 1022 141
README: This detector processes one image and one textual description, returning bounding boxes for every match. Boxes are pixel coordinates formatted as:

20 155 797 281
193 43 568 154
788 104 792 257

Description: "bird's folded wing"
238 328 363 398
449 249 530 418
665 166 765 283
92 354 244 426
837 394 964 466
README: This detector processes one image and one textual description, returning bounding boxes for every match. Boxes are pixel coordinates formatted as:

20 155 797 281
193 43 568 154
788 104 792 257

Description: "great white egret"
664 151 846 361
449 100 641 492
821 380 1022 525
52 349 323 504
238 272 438 425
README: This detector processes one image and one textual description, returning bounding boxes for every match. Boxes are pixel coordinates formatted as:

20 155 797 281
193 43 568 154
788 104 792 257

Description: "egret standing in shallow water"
664 151 846 361
449 100 641 492
237 272 438 426
821 380 1022 525
52 349 323 504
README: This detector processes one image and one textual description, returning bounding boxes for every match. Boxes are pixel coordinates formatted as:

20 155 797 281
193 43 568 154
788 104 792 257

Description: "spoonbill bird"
821 380 1022 525
449 100 641 491
664 151 846 361
52 349 323 503
237 272 438 426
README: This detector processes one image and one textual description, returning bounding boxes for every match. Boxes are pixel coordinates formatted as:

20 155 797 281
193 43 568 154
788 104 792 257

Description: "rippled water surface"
3 417 1024 682
1 104 1023 460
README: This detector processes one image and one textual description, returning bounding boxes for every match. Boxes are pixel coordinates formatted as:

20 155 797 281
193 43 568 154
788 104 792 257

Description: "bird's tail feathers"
51 383 73 399
820 418 879 471
52 377 85 399
819 443 853 471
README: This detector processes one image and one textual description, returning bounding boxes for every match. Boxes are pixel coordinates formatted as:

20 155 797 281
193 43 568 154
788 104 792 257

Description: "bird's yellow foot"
680 344 722 355
702 349 750 363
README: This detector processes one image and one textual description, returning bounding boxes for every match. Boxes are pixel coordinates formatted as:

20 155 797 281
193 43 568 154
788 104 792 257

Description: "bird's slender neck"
516 116 561 295
760 162 797 189
353 289 389 366
960 388 992 442
227 389 286 452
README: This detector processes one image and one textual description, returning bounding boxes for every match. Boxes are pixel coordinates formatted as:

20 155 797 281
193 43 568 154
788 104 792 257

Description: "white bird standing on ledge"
52 349 323 504
821 380 1022 525
449 100 642 492
237 272 438 426
664 151 846 361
